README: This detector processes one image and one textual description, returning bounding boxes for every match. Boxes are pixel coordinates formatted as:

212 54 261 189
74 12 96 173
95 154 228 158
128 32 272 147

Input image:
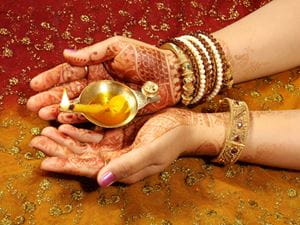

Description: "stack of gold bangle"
160 32 233 106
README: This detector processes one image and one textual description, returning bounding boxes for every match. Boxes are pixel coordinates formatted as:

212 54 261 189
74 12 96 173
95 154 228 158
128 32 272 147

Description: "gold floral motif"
40 22 51 29
49 205 63 216
20 37 31 45
97 194 120 206
9 146 20 155
71 190 84 201
43 42 55 51
23 202 36 213
30 127 41 136
159 171 170 182
61 31 72 40
287 189 297 198
2 47 13 58
80 15 90 22
39 179 51 190
35 150 45 159
0 28 9 35
8 77 19 86
17 97 27 105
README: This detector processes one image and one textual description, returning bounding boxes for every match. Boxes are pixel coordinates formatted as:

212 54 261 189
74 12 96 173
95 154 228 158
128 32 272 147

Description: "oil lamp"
59 80 159 128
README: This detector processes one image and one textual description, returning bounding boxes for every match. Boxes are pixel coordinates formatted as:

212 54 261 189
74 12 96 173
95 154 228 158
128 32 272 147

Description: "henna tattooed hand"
96 108 228 186
96 108 204 186
27 36 181 123
31 108 226 185
30 116 149 178
31 107 221 185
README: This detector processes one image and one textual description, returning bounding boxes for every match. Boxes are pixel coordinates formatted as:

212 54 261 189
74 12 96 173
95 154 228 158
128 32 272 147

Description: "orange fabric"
0 0 300 224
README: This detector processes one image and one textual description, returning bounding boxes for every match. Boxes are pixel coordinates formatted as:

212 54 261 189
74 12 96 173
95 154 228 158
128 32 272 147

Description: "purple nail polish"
98 171 116 187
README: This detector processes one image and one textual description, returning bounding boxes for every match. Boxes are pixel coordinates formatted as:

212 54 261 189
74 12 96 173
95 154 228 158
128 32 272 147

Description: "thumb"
97 145 153 187
63 36 124 66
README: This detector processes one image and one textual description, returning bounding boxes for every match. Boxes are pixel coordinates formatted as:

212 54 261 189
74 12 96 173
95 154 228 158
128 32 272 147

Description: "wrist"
181 112 228 157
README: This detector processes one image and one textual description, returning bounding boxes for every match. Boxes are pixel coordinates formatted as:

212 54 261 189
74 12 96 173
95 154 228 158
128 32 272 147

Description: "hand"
27 36 181 124
30 116 149 178
31 108 225 186
97 108 203 186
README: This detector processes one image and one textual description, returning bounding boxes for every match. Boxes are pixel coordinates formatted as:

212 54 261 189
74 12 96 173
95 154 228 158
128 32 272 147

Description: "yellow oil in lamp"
59 80 159 128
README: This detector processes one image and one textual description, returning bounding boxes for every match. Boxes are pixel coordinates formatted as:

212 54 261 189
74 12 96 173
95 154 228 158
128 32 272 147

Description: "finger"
88 64 113 81
30 136 71 157
96 146 154 187
41 156 104 178
57 112 87 124
37 64 113 121
38 104 60 120
63 37 127 66
27 79 87 112
41 127 90 154
30 63 86 92
119 165 163 184
58 124 103 144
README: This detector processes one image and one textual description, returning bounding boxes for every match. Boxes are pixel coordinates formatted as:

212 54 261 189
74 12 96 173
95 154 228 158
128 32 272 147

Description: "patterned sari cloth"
0 0 299 224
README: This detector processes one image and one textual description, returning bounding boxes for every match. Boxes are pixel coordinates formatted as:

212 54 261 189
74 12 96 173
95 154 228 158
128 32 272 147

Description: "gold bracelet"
213 98 250 165
160 42 196 105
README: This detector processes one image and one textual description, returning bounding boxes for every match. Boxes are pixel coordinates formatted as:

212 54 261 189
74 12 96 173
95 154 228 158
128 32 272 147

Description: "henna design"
58 63 77 84
107 40 181 114
132 108 200 147
34 108 228 178
29 37 182 122
58 112 87 124
30 63 86 92
68 156 104 170
181 112 228 156
87 64 113 81
34 111 153 177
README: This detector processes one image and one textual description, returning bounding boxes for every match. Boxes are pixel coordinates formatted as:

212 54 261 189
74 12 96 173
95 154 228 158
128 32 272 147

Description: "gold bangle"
213 98 250 165
160 42 189 64
160 42 196 105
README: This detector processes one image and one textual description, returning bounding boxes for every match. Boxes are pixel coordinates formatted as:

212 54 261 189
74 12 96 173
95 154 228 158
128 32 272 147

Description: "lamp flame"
60 89 70 111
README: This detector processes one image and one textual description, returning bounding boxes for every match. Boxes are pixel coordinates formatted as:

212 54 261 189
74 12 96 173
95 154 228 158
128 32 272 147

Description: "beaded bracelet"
192 34 217 99
193 33 224 101
195 32 233 90
213 98 250 165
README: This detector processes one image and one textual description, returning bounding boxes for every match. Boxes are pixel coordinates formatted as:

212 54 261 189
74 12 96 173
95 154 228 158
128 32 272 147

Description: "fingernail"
98 171 116 187
64 49 77 53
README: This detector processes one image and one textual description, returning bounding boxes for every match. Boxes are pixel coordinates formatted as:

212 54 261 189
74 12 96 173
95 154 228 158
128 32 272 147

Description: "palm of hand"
31 116 149 178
